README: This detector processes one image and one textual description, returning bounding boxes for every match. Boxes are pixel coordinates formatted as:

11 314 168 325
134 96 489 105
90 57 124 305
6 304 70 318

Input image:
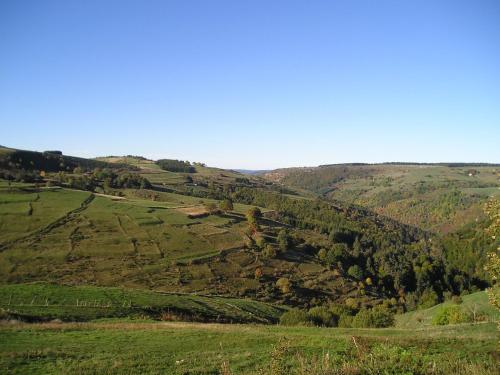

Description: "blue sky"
1 0 499 169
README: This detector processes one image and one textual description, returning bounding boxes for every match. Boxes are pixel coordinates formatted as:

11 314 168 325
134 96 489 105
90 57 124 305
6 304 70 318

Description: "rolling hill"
264 163 500 233
0 146 498 374
0 146 497 313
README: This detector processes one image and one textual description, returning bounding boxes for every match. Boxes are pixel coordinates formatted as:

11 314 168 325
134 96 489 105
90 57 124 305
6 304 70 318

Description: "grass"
0 185 254 288
0 320 496 374
0 183 303 298
0 283 285 324
0 188 91 243
396 291 500 328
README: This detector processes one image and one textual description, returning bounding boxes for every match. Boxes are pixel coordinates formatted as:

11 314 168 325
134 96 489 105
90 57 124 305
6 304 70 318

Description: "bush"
352 306 394 328
276 278 292 294
418 288 439 309
263 244 277 258
279 309 310 326
432 305 472 325
317 248 327 260
307 306 337 327
219 199 234 212
347 265 363 280
254 235 267 249
338 313 354 328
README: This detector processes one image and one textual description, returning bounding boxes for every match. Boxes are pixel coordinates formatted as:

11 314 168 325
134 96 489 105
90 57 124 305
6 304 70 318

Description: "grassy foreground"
0 320 497 374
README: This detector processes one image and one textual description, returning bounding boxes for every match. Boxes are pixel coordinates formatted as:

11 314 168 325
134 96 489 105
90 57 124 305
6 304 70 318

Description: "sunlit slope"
395 291 499 328
0 283 285 323
265 164 500 232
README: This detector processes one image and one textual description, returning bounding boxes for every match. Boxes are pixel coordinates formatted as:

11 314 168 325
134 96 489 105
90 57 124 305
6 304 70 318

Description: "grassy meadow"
0 183 254 289
0 283 285 324
0 182 365 303
0 320 497 374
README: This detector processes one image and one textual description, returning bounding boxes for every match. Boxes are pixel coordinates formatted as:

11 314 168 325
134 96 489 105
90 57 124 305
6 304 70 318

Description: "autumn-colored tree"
276 277 292 294
254 267 263 280
205 202 219 215
484 199 499 332
246 207 262 232
219 199 234 212
263 244 277 258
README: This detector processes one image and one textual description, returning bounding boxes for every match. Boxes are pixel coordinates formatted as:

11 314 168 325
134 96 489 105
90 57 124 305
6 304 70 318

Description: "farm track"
0 194 95 252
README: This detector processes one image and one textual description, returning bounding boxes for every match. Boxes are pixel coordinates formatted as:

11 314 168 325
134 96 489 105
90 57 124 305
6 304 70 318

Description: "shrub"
418 288 439 309
255 235 267 249
347 265 363 280
279 309 310 326
352 306 394 328
263 244 277 258
276 278 292 294
345 297 359 310
307 306 337 327
432 305 472 325
219 199 234 212
317 248 327 260
338 313 354 328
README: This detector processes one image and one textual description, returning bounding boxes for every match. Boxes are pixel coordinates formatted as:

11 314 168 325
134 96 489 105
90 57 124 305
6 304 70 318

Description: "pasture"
0 320 496 374
0 185 252 289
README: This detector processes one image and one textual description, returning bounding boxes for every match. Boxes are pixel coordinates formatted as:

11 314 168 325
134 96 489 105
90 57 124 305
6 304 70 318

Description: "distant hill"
0 146 130 178
233 169 270 175
264 163 500 233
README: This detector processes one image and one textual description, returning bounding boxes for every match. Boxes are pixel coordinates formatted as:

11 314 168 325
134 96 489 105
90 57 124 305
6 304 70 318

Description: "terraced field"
0 182 370 304
0 184 252 289
0 283 285 324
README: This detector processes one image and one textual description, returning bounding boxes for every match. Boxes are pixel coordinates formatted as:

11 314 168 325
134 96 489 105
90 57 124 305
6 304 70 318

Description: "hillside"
0 146 498 374
0 148 489 309
264 163 500 233
0 283 285 324
0 147 496 312
396 291 499 328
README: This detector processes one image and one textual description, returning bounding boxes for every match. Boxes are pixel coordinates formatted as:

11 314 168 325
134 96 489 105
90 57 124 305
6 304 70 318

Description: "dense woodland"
156 159 196 173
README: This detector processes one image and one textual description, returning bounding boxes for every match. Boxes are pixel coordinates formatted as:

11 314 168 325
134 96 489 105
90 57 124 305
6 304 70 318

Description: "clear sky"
1 0 499 169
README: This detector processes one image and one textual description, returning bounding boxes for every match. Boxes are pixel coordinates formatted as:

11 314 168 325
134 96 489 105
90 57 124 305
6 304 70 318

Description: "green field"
0 283 285 324
0 183 369 303
0 285 497 374
0 320 496 374
0 185 253 289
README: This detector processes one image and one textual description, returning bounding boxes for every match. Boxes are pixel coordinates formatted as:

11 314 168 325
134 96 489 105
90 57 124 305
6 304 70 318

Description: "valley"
0 146 498 374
